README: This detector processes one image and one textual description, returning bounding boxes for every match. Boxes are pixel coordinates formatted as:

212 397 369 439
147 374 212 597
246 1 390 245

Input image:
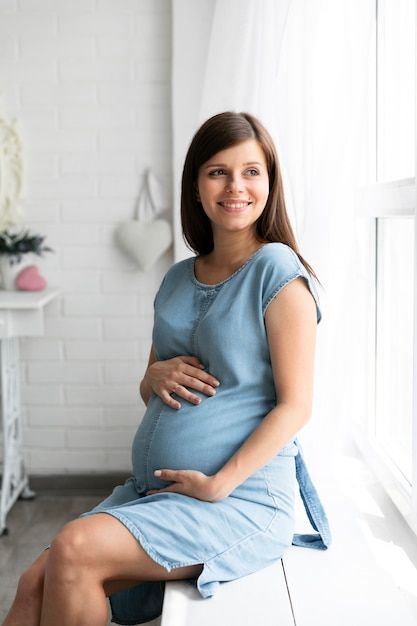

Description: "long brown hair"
181 111 321 285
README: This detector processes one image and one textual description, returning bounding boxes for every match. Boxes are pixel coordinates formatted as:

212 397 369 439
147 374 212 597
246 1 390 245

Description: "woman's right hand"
144 356 220 410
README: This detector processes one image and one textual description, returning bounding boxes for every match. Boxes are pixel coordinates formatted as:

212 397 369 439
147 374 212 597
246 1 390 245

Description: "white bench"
150 476 417 626
156 536 416 626
118 559 293 626
161 559 294 626
117 459 417 626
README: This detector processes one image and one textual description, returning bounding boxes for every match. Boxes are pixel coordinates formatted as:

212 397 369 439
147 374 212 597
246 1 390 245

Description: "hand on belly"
145 468 227 502
145 355 220 410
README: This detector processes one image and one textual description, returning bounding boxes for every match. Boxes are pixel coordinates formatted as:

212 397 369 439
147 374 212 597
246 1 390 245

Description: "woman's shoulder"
160 257 194 280
154 256 192 299
255 243 321 323
254 242 302 273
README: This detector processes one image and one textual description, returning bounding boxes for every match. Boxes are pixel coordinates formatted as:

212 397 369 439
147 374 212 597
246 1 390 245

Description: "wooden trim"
26 473 130 494
355 177 416 217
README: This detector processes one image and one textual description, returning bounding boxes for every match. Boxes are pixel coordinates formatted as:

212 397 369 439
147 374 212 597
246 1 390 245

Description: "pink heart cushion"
16 265 47 291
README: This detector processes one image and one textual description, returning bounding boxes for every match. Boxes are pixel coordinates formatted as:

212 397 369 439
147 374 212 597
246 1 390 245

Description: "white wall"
0 0 173 474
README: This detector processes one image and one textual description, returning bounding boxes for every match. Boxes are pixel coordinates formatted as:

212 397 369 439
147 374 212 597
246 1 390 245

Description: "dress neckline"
190 244 268 289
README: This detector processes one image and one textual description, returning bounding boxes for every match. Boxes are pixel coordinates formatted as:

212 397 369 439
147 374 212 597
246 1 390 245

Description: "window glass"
377 0 415 181
375 216 414 484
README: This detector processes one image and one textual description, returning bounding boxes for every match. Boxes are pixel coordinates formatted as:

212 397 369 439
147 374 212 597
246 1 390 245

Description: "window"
355 0 416 535
376 215 414 484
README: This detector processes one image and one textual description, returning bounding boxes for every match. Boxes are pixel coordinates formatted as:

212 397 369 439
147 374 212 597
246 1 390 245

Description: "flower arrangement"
0 229 53 265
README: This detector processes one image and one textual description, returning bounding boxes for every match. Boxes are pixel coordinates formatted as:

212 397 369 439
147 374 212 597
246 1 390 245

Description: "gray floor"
0 492 105 622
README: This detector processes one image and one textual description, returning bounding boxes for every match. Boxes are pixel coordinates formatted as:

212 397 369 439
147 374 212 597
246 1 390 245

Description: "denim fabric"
109 582 165 625
79 243 331 625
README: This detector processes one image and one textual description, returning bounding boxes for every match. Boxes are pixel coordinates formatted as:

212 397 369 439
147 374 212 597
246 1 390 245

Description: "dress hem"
81 509 204 574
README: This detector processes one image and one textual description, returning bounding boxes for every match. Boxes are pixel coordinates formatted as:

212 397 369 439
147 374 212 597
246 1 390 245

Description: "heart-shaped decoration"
115 219 172 271
15 265 47 291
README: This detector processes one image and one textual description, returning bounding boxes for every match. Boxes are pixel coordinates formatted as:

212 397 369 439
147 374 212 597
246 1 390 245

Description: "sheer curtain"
171 0 375 477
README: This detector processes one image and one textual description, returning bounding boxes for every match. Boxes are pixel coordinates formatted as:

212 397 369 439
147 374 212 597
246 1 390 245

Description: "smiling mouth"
218 201 252 209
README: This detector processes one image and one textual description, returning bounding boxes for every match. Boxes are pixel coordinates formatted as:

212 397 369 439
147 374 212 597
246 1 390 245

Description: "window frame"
355 179 416 535
354 0 417 537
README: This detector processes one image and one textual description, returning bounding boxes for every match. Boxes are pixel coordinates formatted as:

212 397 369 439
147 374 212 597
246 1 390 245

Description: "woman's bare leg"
39 513 203 626
1 548 161 626
2 514 202 626
1 549 49 626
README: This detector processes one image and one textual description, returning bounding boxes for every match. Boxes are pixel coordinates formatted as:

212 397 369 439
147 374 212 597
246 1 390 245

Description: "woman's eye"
208 168 260 177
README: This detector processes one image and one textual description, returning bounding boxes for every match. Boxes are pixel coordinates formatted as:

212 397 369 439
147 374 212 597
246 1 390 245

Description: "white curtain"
171 0 375 477
171 0 292 260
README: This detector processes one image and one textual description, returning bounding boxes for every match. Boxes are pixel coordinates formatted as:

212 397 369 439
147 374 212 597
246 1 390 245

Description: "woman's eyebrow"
203 161 263 169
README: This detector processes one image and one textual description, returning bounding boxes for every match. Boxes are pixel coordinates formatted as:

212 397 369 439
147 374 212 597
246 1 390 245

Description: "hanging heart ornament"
116 219 172 273
115 169 172 271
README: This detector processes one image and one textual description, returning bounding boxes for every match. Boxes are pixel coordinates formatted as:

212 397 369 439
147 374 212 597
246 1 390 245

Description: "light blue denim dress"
79 242 331 625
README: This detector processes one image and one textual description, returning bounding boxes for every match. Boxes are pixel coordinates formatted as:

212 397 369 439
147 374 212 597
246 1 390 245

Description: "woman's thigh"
49 513 203 587
20 549 197 600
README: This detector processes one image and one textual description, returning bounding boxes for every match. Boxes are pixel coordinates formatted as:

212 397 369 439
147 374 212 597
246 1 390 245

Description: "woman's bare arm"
212 276 317 497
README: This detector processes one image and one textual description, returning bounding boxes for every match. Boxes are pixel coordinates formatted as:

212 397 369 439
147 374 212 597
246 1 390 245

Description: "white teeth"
221 202 250 209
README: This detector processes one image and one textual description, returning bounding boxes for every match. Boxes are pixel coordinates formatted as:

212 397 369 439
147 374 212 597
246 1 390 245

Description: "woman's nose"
225 175 244 193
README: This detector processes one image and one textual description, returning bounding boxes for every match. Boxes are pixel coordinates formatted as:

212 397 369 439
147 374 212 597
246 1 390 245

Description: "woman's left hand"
145 469 227 502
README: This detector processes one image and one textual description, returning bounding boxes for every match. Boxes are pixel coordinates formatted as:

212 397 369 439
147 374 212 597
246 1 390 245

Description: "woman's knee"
48 518 99 574
49 521 86 566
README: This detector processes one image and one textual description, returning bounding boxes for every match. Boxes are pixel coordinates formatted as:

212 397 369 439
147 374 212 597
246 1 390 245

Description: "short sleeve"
260 243 322 324
152 258 189 312
153 273 167 311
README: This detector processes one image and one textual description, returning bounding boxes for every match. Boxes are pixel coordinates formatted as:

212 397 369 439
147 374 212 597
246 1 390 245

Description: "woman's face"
196 139 269 238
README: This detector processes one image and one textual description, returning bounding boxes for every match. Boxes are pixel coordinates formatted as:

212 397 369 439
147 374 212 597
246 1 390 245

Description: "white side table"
0 287 60 536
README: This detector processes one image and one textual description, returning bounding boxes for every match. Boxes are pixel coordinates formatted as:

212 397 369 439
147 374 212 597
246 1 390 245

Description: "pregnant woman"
3 111 331 626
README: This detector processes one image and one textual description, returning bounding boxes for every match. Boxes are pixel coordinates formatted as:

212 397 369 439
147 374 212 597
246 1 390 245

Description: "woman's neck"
208 232 265 271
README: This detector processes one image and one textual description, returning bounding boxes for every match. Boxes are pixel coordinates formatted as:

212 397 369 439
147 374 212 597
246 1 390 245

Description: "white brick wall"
1 0 173 474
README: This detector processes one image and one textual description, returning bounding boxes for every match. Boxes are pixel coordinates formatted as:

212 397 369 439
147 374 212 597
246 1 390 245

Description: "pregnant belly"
131 393 260 492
